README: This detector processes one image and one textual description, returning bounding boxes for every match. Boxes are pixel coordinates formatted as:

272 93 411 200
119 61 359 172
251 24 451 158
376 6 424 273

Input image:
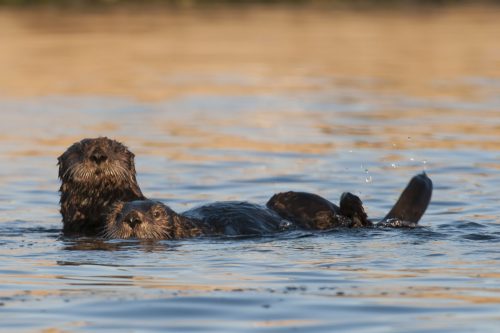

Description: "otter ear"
57 153 66 179
126 151 145 199
127 150 137 170
57 141 81 179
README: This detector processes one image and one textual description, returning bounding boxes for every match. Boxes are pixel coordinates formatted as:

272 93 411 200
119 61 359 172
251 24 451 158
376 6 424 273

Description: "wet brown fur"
104 200 203 240
103 194 370 240
58 137 431 239
103 171 432 240
58 137 145 236
266 191 372 229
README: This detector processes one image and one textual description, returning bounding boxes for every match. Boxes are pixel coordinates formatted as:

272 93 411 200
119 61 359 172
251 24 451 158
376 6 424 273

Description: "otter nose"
90 150 108 164
125 212 142 228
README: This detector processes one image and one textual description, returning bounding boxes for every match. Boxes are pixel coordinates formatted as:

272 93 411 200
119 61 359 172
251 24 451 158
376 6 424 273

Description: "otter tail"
377 173 433 227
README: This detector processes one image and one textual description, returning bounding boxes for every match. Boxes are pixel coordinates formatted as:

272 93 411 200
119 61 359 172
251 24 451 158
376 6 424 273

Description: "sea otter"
104 200 288 239
58 137 145 236
103 173 432 240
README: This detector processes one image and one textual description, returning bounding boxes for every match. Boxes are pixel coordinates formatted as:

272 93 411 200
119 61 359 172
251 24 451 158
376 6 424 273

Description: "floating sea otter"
58 137 145 236
104 176 432 240
58 137 432 239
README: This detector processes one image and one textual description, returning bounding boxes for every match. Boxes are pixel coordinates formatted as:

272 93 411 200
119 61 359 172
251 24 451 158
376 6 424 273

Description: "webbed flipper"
377 173 433 227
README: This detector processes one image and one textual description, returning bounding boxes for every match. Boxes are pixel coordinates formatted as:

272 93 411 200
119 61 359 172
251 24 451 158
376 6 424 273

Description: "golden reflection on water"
1 7 499 100
2 268 498 305
0 6 499 158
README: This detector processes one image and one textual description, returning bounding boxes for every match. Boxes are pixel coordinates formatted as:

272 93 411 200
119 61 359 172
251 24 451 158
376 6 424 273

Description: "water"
0 6 499 332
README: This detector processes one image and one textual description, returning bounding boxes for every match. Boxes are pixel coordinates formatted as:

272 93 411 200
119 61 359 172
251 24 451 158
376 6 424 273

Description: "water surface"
0 7 499 332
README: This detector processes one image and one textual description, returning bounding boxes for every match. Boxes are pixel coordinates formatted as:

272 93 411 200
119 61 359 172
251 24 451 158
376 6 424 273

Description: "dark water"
1 7 500 332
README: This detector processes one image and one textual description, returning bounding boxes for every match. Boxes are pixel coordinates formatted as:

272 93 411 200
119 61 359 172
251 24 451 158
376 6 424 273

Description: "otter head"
58 137 139 188
104 200 174 240
58 137 145 236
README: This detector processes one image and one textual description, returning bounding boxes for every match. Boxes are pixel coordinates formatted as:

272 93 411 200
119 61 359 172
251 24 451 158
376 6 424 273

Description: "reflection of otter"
58 137 145 236
104 173 432 240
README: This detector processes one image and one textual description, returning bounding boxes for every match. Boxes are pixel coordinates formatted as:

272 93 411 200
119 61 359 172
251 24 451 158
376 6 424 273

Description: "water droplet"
391 163 397 168
364 166 372 183
410 157 415 161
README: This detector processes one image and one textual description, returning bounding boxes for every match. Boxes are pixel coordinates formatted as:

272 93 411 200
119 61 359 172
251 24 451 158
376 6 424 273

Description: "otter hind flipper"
379 173 433 226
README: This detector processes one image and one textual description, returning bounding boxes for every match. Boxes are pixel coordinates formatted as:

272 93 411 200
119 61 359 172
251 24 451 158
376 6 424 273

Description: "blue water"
0 78 499 332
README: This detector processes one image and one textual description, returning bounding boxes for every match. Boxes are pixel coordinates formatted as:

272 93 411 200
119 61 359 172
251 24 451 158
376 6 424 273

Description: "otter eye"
153 210 161 219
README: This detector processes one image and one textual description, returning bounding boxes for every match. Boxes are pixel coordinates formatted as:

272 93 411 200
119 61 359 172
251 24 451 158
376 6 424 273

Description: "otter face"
58 137 137 186
104 200 172 240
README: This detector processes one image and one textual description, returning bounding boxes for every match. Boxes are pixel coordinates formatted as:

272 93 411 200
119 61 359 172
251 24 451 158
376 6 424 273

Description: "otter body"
103 173 432 240
58 137 145 236
183 202 292 236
